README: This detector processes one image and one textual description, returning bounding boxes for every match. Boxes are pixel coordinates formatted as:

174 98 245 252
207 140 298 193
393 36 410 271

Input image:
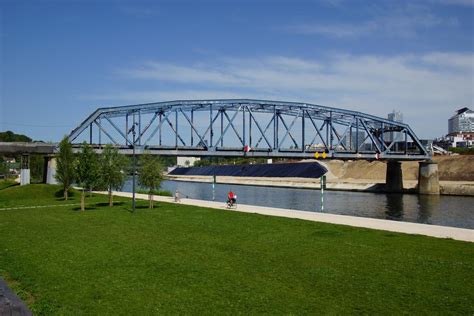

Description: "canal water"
122 179 474 230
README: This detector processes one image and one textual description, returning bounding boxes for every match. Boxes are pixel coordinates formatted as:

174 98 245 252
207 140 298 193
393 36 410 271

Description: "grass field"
0 184 473 314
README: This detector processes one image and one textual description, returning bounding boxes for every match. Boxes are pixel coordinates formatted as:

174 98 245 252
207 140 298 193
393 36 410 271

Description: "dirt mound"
320 155 473 181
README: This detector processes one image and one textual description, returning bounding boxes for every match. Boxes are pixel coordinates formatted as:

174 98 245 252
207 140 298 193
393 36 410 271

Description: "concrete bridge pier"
20 154 30 185
385 160 403 193
43 156 57 184
418 161 440 195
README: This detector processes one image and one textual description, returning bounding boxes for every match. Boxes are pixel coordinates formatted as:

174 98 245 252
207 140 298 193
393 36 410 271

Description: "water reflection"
122 179 474 229
417 195 439 223
385 194 404 220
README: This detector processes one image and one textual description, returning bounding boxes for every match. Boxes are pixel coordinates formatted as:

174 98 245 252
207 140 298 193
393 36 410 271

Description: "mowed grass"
0 185 473 314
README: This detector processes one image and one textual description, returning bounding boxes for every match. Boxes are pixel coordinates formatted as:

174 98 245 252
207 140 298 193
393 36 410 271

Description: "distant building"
341 131 365 151
177 156 200 167
448 107 474 135
386 110 403 142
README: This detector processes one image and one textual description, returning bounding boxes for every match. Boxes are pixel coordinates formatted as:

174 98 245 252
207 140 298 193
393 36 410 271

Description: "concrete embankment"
167 155 474 196
166 174 474 196
105 191 474 242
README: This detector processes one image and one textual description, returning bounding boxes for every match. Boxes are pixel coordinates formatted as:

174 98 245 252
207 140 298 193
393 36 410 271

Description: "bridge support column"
418 161 440 195
385 160 403 193
43 156 57 185
20 154 30 185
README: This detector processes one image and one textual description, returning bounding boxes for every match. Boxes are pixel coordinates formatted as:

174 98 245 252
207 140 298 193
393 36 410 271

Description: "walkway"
108 191 474 243
0 279 32 316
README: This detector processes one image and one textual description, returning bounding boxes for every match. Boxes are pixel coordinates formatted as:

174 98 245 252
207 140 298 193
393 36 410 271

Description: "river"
122 179 474 230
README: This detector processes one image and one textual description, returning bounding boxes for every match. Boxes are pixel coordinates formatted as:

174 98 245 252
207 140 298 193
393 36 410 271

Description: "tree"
75 142 99 211
100 145 127 207
55 136 75 200
0 157 8 178
138 153 164 209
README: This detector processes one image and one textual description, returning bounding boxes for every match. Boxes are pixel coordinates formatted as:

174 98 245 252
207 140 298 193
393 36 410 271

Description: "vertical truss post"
356 118 359 153
89 123 92 145
349 125 353 151
159 113 162 146
381 122 384 152
175 109 178 147
405 129 408 154
138 110 142 146
329 112 333 150
273 106 277 149
242 105 246 147
98 116 102 147
325 119 329 150
210 104 213 147
302 110 305 151
125 113 129 146
191 109 194 146
220 109 224 147
249 106 252 147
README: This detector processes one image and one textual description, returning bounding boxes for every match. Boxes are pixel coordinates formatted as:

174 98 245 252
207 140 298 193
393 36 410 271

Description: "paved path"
0 203 80 211
0 279 32 316
105 191 474 243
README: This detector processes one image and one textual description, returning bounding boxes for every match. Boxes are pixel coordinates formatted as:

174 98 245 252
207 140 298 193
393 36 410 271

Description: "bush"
448 147 474 155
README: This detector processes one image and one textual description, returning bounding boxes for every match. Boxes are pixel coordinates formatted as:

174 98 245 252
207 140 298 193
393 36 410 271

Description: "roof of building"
456 107 472 115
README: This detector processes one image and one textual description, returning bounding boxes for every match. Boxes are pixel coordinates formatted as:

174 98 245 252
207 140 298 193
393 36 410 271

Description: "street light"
128 121 138 213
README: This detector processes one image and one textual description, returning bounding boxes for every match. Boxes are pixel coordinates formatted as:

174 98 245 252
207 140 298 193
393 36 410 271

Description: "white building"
386 110 403 142
448 107 474 135
177 156 200 167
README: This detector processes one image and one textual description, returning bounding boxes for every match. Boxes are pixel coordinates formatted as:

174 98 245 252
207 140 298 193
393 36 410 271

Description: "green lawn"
0 184 473 314
0 179 18 191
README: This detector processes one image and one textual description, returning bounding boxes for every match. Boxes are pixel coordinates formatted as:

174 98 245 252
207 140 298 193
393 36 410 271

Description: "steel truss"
69 99 430 160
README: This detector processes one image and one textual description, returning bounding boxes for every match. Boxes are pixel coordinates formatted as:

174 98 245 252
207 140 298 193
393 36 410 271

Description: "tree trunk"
109 189 113 207
81 189 85 211
149 193 154 209
64 187 68 201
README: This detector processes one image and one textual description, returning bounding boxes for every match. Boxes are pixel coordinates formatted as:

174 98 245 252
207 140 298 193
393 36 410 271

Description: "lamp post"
128 121 138 213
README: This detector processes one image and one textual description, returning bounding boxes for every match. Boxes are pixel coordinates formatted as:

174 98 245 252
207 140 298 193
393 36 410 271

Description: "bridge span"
0 99 438 193
69 99 430 161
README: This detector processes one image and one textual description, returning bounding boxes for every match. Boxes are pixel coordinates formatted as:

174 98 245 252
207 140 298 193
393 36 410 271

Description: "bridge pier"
20 154 30 185
385 160 403 193
43 156 57 184
418 161 440 195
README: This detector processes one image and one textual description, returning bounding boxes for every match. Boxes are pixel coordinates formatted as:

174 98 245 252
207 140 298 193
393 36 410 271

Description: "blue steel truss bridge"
69 99 430 161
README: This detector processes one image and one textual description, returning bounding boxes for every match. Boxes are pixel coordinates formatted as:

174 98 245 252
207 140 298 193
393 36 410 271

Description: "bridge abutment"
385 160 403 193
43 156 57 184
418 161 440 195
20 154 30 185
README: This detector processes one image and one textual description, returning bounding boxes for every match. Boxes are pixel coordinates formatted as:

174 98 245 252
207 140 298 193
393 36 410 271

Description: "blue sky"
1 0 473 141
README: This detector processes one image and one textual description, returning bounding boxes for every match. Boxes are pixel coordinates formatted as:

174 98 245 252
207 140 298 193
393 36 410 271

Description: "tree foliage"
138 153 164 208
0 157 8 177
55 136 75 200
0 130 32 142
76 142 99 211
100 145 127 207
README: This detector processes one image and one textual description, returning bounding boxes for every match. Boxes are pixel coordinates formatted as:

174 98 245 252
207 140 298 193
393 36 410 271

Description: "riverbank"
1 184 473 314
109 191 474 242
166 175 474 196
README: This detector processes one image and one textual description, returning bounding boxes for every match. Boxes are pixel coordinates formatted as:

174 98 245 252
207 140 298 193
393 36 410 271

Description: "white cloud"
283 3 456 39
88 52 473 137
436 0 474 6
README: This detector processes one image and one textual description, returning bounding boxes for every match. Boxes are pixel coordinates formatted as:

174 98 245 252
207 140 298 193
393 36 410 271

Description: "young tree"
138 153 164 209
100 145 127 207
75 142 99 211
55 136 75 200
